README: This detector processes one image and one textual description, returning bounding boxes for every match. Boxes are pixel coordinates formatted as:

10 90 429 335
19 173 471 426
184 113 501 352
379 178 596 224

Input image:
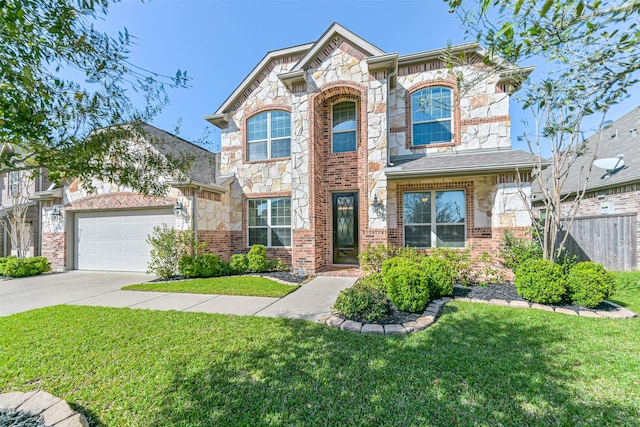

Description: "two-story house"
204 23 537 274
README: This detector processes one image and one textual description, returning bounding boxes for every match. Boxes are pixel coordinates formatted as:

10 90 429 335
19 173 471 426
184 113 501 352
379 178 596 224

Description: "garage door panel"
75 209 175 272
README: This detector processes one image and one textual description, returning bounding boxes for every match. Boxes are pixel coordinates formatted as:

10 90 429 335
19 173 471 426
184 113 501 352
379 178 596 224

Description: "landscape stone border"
0 391 88 427
320 297 638 335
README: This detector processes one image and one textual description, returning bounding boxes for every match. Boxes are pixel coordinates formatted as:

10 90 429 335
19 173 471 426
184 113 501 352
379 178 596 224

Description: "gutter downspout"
192 187 201 253
37 168 43 256
386 68 397 167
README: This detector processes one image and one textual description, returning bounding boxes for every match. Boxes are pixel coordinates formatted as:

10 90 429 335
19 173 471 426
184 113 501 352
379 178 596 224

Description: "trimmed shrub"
430 247 475 286
383 264 429 313
178 255 199 278
421 256 454 297
0 256 50 278
381 256 418 276
146 226 202 278
229 254 249 274
333 282 390 322
515 259 567 304
197 254 225 277
247 245 269 273
567 262 616 308
269 258 288 272
359 272 385 291
359 243 396 273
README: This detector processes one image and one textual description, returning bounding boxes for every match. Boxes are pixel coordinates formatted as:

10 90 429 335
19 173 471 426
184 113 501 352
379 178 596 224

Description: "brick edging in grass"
0 390 88 426
320 297 638 335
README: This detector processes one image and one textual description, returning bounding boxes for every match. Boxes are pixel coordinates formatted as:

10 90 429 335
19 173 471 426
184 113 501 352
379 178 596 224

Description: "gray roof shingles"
387 149 539 177
140 123 218 186
543 106 640 196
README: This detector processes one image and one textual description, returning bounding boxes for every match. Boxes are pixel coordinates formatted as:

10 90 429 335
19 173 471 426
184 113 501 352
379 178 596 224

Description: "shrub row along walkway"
320 296 638 335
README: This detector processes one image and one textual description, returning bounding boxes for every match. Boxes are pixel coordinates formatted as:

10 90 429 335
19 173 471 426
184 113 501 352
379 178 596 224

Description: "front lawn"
1 304 638 426
611 271 640 313
122 276 297 298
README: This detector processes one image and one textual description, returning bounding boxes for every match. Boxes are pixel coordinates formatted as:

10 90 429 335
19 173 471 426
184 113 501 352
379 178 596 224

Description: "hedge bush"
383 263 429 313
567 262 616 308
0 256 50 278
421 256 454 298
359 272 385 292
178 254 226 278
333 281 390 321
229 254 249 274
247 245 269 273
499 230 543 272
514 259 567 304
359 243 396 273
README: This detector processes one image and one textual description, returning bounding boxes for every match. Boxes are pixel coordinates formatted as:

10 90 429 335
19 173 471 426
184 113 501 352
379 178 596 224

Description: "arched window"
247 110 291 161
332 101 357 153
411 87 452 146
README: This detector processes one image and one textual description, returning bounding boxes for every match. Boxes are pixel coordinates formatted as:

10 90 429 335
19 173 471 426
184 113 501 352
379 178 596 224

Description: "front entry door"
333 192 359 264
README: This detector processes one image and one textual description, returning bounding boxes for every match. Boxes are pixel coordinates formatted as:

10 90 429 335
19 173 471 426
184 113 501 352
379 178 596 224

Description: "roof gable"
290 22 385 72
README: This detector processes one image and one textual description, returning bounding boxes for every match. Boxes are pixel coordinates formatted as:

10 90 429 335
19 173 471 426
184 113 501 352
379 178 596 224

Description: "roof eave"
397 42 480 65
29 187 63 201
385 162 539 179
167 179 229 194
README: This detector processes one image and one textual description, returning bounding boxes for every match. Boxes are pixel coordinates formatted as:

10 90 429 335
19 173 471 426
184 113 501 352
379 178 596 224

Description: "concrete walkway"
1 271 357 322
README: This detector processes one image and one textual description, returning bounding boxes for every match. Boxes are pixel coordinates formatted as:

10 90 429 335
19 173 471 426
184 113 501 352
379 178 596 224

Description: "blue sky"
96 0 640 153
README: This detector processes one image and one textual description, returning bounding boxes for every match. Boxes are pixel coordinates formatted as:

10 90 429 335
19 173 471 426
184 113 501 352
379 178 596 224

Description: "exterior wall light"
173 200 189 219
50 206 62 219
372 194 386 219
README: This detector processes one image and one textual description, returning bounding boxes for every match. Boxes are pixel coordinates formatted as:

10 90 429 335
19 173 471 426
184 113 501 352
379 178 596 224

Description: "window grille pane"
270 111 291 138
332 102 356 132
436 191 465 223
436 225 465 247
271 228 291 247
413 121 452 145
403 192 431 224
248 199 268 226
248 141 268 161
333 132 356 153
404 225 431 247
271 198 291 226
271 138 291 158
249 228 268 246
247 112 268 141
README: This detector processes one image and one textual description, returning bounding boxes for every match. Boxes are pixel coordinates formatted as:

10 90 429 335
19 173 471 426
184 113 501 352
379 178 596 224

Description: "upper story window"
247 110 291 161
411 87 452 146
332 101 357 153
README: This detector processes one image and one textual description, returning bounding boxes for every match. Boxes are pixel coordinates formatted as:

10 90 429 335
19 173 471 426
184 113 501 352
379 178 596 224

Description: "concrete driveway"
0 271 150 316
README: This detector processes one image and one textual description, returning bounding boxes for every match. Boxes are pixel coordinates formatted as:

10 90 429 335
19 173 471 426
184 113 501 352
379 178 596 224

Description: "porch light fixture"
50 206 62 218
173 200 189 219
372 194 386 219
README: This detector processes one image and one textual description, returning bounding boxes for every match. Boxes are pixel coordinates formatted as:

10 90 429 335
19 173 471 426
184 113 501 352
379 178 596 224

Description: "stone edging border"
0 390 88 427
320 297 638 335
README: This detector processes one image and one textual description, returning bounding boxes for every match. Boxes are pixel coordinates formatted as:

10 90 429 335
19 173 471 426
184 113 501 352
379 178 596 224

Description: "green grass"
611 271 640 313
122 276 297 298
1 304 639 426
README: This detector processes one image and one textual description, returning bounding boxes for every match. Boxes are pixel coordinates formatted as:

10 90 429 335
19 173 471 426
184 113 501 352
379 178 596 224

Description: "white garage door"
75 209 175 272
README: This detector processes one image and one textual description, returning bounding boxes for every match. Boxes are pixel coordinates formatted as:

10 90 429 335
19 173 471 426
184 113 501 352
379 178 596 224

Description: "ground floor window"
403 190 466 248
248 197 291 247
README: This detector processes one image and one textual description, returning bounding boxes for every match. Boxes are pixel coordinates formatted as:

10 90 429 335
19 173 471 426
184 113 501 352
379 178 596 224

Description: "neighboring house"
0 168 51 257
205 23 538 274
542 106 640 270
33 123 226 272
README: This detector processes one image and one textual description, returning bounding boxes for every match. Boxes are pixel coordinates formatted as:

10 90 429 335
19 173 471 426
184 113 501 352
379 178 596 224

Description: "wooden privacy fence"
559 213 637 271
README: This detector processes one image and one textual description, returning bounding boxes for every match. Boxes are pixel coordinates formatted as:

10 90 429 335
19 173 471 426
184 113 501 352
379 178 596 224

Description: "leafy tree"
0 0 190 195
446 0 640 261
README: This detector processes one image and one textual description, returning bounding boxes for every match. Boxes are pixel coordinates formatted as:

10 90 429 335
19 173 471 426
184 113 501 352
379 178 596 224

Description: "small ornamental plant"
333 281 390 322
567 262 616 308
514 259 567 304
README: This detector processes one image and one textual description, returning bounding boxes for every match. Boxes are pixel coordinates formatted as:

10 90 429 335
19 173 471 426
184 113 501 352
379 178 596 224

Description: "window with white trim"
332 101 356 153
8 171 20 196
247 111 291 161
411 87 452 146
248 197 291 247
403 190 465 248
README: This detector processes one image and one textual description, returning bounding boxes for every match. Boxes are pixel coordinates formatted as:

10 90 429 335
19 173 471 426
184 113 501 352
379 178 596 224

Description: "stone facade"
209 24 533 274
